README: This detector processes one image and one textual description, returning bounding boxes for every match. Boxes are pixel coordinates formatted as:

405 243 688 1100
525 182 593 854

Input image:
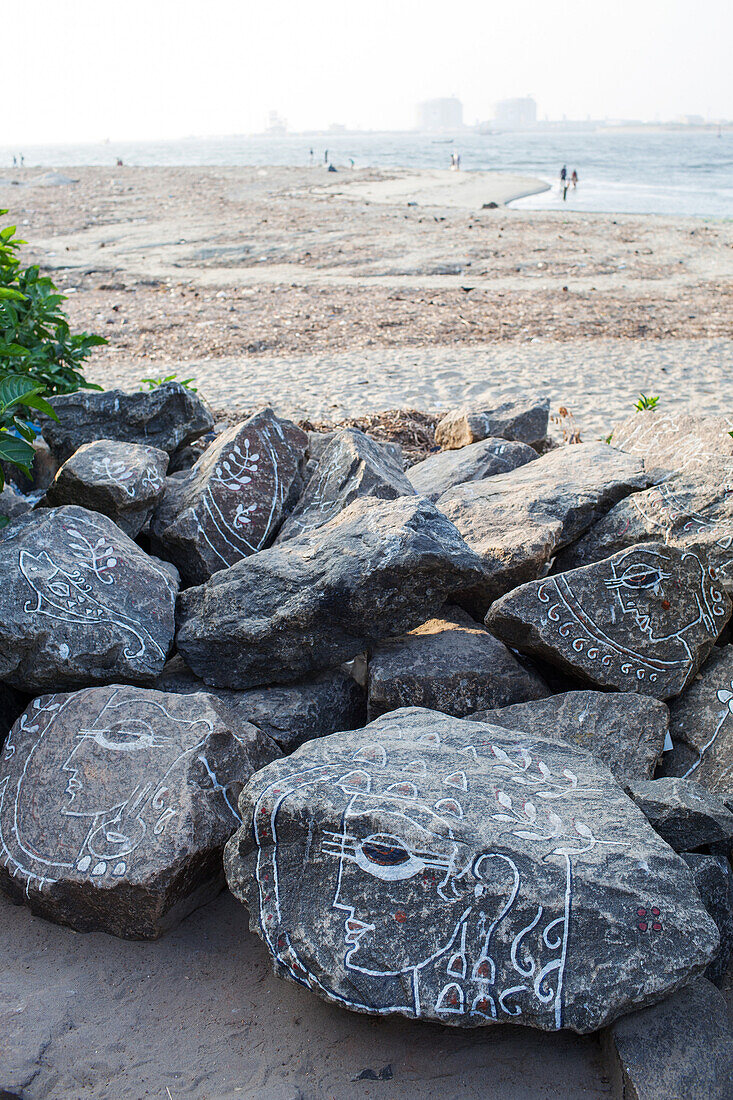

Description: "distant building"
493 97 537 128
416 97 463 132
265 111 287 135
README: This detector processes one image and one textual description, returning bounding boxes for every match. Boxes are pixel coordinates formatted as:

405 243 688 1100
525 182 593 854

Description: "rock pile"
2 390 732 1073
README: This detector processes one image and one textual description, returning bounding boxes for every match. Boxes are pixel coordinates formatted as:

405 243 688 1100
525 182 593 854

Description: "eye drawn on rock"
251 738 613 1027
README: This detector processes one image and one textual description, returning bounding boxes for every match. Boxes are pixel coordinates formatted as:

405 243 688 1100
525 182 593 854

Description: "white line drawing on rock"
681 679 733 779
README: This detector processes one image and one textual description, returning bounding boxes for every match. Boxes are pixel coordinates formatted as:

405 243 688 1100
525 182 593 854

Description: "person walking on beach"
571 169 578 189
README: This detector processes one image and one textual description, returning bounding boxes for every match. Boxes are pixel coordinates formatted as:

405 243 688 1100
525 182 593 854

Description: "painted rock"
43 438 169 537
407 437 537 502
150 408 308 584
681 853 733 988
367 607 548 720
611 410 733 477
0 506 178 692
177 496 487 689
659 645 733 794
468 690 669 783
437 442 653 613
556 462 733 592
41 381 214 464
627 778 733 853
155 656 366 754
485 542 731 700
224 707 718 1033
435 394 550 451
0 686 279 938
276 427 414 544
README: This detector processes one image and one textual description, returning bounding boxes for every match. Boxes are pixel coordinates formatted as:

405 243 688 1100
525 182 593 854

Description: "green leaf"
0 430 34 468
0 288 26 302
0 374 44 411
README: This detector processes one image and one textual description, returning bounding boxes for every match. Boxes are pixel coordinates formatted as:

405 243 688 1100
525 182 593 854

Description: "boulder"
0 485 33 524
42 439 169 537
626 778 733 852
0 506 177 692
435 394 550 451
602 977 733 1100
150 408 308 585
555 462 733 591
177 496 487 690
660 645 733 795
681 853 733 987
0 685 279 938
407 438 537 502
41 382 214 463
437 442 653 612
155 656 366 754
276 428 414 544
367 607 549 719
485 542 731 700
611 409 733 477
224 707 718 1033
467 690 669 783
308 430 403 470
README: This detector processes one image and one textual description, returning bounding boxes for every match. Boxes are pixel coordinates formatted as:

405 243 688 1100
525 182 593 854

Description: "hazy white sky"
5 0 732 142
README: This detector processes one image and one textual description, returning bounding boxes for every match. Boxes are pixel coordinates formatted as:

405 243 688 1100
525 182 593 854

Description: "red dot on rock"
395 910 407 924
653 922 662 931
637 907 647 917
651 907 660 916
638 922 648 932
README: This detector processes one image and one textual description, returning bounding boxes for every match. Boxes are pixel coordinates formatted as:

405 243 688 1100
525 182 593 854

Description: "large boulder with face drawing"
485 543 731 700
40 381 214 464
0 686 279 938
224 707 718 1033
0 506 178 693
150 408 308 585
176 495 487 689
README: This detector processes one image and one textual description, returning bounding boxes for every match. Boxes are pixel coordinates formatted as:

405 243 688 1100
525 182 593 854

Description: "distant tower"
493 97 537 128
416 97 464 132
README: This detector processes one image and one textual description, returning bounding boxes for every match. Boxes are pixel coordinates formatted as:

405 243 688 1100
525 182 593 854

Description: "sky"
4 0 732 143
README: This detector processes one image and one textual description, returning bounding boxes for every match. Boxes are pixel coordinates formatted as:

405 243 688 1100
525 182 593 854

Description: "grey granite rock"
276 428 414 544
485 542 731 700
468 690 669 783
42 439 169 537
151 408 308 585
154 656 366 754
0 686 279 938
437 442 654 613
627 778 733 852
407 437 537 502
224 707 718 1033
0 485 33 524
602 976 733 1100
435 394 550 451
177 496 487 690
556 462 733 591
681 853 733 986
0 506 177 692
367 607 549 719
40 382 214 463
307 430 403 471
611 409 733 477
660 645 733 796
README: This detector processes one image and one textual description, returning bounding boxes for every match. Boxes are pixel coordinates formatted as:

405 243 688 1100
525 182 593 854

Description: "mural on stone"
536 546 727 689
228 712 715 1031
0 688 242 893
629 481 733 587
612 413 733 475
90 454 166 498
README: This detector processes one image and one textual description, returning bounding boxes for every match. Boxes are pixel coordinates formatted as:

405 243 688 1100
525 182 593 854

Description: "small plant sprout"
140 373 198 393
634 394 659 411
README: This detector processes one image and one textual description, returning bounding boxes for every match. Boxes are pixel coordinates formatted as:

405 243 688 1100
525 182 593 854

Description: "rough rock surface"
555 462 733 591
224 707 718 1033
602 976 733 1100
611 409 733 476
0 484 33 523
435 395 550 451
485 542 731 700
367 607 549 719
276 428 414 544
177 496 487 689
407 438 537 502
661 645 733 794
41 382 214 463
627 777 733 852
681 853 733 987
468 690 669 783
308 430 403 470
437 442 653 611
0 506 178 692
0 686 278 938
155 656 366 753
42 439 169 537
150 408 308 585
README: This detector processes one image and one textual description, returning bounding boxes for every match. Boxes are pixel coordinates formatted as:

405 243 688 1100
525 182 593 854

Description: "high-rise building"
416 97 463 132
494 97 537 128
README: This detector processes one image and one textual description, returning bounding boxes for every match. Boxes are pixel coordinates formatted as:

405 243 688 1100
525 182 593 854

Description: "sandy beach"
1 165 730 440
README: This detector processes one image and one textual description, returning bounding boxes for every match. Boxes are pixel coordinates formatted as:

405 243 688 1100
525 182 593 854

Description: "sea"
1 130 731 218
